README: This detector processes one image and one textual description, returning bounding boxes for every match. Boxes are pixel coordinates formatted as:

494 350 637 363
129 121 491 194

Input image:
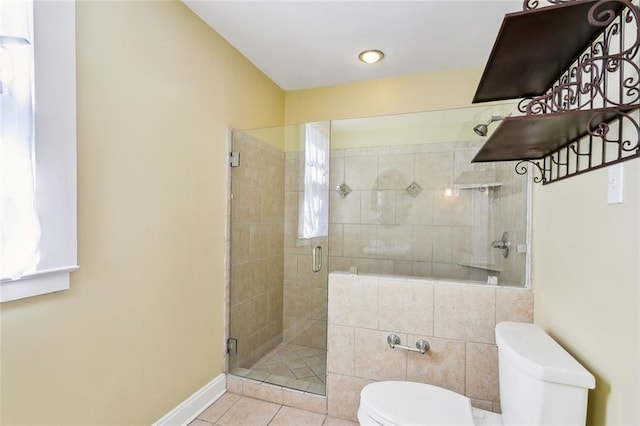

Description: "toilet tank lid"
495 322 595 389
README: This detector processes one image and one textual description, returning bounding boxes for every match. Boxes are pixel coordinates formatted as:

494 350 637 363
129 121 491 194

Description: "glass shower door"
228 122 330 395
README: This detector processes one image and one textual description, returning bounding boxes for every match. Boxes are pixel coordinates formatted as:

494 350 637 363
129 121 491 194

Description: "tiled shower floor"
230 343 326 395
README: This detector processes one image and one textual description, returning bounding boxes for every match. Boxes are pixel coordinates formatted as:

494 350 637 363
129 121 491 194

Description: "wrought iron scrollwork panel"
516 0 640 184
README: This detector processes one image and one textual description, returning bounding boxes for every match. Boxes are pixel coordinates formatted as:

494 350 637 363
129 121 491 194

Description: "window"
0 1 77 302
298 122 330 239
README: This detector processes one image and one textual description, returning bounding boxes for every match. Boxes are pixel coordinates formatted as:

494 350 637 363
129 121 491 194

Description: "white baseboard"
153 373 226 426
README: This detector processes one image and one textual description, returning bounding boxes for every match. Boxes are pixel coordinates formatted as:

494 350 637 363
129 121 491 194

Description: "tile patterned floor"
189 393 357 426
231 343 327 395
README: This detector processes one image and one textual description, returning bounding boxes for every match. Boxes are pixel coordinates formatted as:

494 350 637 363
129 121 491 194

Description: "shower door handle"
312 245 322 273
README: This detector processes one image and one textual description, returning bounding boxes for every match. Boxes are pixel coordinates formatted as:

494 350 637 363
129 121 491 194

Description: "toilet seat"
359 381 475 425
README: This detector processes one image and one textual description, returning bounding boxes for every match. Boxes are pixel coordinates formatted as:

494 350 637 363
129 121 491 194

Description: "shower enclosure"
227 104 530 396
228 122 330 395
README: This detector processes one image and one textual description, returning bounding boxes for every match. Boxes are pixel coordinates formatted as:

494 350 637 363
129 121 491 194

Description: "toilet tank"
495 322 595 425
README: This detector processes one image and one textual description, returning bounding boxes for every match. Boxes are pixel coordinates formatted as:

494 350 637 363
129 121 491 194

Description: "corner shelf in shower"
457 262 502 272
454 170 502 190
471 0 640 184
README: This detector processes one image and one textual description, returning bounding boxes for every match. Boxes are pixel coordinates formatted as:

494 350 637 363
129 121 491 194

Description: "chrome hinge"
229 151 240 167
227 338 238 354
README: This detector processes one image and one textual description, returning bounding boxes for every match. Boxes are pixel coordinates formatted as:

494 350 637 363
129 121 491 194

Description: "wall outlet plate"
607 163 624 204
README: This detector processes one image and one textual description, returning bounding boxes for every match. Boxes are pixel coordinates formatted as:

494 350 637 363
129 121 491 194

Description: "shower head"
473 123 489 137
473 115 504 137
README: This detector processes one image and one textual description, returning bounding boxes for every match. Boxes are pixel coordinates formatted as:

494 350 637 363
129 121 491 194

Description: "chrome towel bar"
387 334 430 355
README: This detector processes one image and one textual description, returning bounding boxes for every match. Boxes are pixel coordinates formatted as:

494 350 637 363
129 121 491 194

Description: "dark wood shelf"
472 106 639 163
472 0 624 103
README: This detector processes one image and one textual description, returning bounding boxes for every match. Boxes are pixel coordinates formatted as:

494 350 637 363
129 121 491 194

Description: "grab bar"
387 334 430 355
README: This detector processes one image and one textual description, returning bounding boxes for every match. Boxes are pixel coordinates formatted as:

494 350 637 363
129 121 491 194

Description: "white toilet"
358 321 596 425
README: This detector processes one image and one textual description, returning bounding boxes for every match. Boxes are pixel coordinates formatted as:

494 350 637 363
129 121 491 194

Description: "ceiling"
184 1 524 91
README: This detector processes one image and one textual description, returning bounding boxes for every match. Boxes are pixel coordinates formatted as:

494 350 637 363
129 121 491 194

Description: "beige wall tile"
327 325 355 376
232 181 262 224
296 319 327 349
412 226 434 262
330 191 361 224
230 299 252 340
250 294 269 334
328 274 378 328
230 223 251 265
284 253 298 285
283 389 328 414
397 191 434 226
376 225 414 261
243 381 284 405
284 285 307 318
434 284 496 343
283 315 296 343
354 328 407 381
382 260 413 276
361 190 396 225
297 255 327 289
330 156 345 189
326 374 372 422
451 226 474 264
432 263 470 281
413 262 433 277
406 336 465 395
414 151 453 190
378 277 434 336
342 224 376 258
230 262 256 305
466 342 499 402
329 225 344 257
433 190 473 227
496 288 533 324
345 155 378 190
284 190 299 225
285 157 302 191
431 226 453 263
378 154 414 190
324 274 517 423
471 398 493 412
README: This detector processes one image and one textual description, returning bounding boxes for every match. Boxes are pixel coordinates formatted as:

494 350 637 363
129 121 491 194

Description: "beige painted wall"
0 2 283 424
285 67 486 124
533 163 640 426
285 68 640 424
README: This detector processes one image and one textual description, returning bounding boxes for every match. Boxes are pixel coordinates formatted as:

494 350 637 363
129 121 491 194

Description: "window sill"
0 266 78 303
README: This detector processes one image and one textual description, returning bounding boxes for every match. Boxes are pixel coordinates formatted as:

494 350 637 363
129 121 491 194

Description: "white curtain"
0 0 40 280
299 122 329 239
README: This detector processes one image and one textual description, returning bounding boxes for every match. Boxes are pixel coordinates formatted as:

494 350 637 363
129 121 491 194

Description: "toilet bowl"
358 381 502 426
357 321 595 425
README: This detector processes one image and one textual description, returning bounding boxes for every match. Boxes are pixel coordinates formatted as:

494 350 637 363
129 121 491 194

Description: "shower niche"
227 104 531 395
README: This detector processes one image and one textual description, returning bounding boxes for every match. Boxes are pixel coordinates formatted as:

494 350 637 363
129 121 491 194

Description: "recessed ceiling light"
358 50 384 64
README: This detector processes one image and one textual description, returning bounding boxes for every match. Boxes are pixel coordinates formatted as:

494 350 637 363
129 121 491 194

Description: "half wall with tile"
326 272 534 422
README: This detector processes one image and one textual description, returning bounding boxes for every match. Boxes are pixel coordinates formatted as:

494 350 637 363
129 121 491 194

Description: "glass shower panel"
228 122 330 395
328 105 529 286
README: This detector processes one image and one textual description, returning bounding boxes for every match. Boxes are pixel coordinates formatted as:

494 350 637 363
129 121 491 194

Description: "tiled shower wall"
326 272 534 422
328 141 528 286
230 132 285 369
